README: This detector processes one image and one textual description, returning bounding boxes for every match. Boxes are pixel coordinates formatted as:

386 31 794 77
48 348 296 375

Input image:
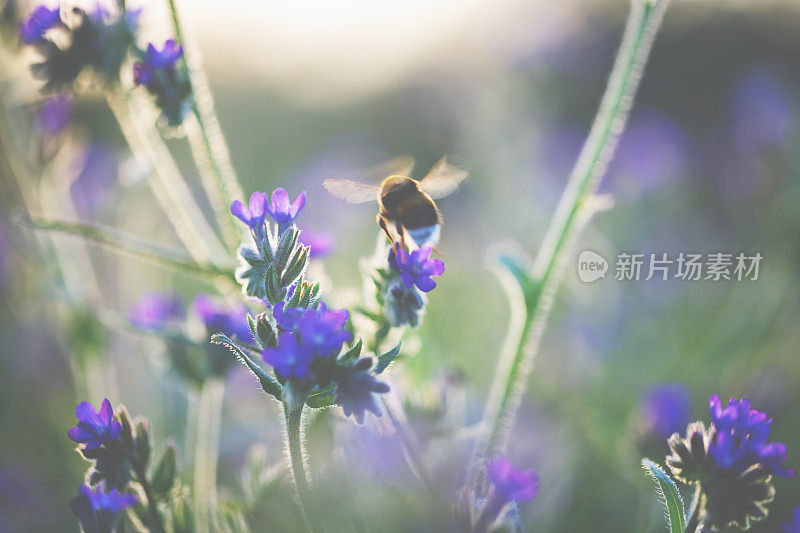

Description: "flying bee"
322 156 467 248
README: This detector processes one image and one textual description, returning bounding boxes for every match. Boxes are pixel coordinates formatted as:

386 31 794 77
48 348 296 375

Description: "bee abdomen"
406 225 441 247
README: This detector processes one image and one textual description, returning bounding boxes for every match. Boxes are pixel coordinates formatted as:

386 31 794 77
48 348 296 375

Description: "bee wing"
365 155 415 179
322 179 381 204
419 156 468 199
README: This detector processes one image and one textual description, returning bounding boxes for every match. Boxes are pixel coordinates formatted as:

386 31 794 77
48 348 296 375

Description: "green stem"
130 456 166 533
685 486 703 533
106 88 228 265
166 0 245 249
473 0 670 476
283 404 324 533
18 214 235 280
192 377 225 533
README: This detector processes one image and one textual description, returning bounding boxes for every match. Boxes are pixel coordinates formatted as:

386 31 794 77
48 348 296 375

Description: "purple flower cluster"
133 40 182 87
192 294 251 342
389 245 445 293
232 188 307 236
129 292 183 331
18 5 61 44
133 39 190 126
67 399 121 450
708 395 794 478
262 303 350 380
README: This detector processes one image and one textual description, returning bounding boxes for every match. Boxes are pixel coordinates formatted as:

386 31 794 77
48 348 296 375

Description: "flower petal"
230 200 250 225
290 191 307 219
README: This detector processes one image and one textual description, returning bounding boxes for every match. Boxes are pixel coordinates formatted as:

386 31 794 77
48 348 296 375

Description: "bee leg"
431 247 444 257
394 220 407 250
376 215 395 245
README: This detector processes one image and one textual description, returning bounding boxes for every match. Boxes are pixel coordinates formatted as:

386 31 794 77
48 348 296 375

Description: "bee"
322 156 467 248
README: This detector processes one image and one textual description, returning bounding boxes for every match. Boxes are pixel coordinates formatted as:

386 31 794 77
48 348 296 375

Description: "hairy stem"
18 214 235 280
474 0 670 476
166 0 245 249
106 88 227 264
283 404 324 533
685 486 704 533
192 377 225 533
130 458 166 533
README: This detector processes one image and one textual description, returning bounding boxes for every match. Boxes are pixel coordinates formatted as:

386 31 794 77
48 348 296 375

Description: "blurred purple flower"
782 506 800 533
67 399 120 450
191 294 250 342
35 95 72 136
731 67 793 152
230 191 268 230
640 383 691 439
18 5 60 44
299 229 334 258
266 188 306 233
486 454 539 503
128 293 183 331
79 484 137 513
69 144 118 216
606 111 688 191
132 39 182 87
708 395 794 479
334 357 390 424
389 245 445 292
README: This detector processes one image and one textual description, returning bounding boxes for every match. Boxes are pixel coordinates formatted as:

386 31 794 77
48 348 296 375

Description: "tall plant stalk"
166 0 246 250
472 0 671 481
283 404 324 533
106 88 227 264
192 377 225 533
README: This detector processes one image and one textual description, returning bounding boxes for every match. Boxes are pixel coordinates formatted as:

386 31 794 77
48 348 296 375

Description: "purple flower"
641 383 691 439
272 301 305 331
69 144 118 217
230 191 268 229
334 357 390 424
605 111 688 192
731 67 793 152
486 454 539 503
133 39 183 88
389 245 445 292
18 5 61 44
35 95 72 136
261 302 351 380
295 303 351 359
708 395 794 478
79 484 137 513
262 332 316 380
128 293 183 331
67 399 121 450
299 230 334 258
191 294 251 341
782 506 800 533
266 188 306 232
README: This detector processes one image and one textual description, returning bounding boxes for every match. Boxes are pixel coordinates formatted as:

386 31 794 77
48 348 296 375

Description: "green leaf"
134 419 152 468
375 342 402 374
211 333 281 399
338 339 363 365
17 213 234 279
306 385 336 408
642 458 686 533
151 442 178 496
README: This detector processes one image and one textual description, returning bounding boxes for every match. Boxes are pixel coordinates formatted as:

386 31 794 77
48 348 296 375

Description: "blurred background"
1 0 799 531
